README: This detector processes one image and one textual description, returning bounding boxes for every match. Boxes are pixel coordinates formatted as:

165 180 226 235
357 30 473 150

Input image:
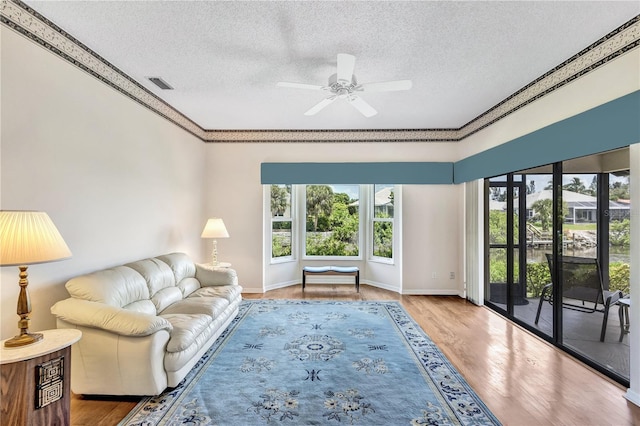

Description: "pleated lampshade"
0 211 72 266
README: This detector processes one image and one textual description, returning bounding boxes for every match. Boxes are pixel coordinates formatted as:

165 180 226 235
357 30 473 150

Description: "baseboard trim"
263 280 299 293
241 286 266 293
401 289 464 296
626 389 640 407
363 280 400 293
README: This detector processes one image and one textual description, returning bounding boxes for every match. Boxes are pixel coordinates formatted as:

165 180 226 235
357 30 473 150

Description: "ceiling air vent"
147 77 174 90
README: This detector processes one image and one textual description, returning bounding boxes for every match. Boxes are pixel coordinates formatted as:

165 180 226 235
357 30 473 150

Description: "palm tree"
306 185 333 231
563 177 586 194
270 185 290 216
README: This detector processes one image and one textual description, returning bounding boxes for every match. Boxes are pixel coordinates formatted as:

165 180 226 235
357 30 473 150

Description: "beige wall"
203 142 463 294
0 28 206 339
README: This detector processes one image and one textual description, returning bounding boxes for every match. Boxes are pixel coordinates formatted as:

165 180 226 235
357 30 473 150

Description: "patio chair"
534 254 623 342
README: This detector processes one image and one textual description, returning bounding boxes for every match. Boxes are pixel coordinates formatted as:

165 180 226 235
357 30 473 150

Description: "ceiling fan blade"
348 95 377 118
276 82 325 90
358 80 413 92
336 53 356 83
304 96 337 116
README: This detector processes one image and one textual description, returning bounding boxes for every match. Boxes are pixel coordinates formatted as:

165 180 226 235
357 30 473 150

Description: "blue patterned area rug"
120 300 501 425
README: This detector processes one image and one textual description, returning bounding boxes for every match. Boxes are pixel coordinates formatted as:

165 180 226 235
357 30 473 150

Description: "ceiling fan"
277 53 412 118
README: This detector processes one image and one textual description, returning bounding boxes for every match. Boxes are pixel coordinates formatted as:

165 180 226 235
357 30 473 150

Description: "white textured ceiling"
23 1 640 131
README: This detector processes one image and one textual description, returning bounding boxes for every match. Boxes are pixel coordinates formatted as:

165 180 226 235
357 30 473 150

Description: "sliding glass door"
486 175 526 316
484 148 631 386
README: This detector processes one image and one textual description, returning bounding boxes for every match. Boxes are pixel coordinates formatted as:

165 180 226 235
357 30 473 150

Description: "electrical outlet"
432 272 437 279
450 272 455 279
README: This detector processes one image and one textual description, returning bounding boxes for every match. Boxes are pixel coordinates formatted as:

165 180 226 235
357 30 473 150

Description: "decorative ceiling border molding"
2 0 638 143
201 128 461 143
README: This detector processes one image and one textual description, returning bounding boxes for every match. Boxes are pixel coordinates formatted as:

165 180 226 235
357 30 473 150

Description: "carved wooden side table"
1 329 82 426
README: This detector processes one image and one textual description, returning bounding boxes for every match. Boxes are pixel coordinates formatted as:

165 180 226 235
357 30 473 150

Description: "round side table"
1 329 82 426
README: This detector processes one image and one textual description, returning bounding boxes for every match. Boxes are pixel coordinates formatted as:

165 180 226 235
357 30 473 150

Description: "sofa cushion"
175 277 201 298
160 297 229 318
126 258 176 295
65 266 149 308
160 313 212 352
157 253 200 297
152 287 184 313
162 311 234 375
127 258 181 312
122 299 157 315
189 285 242 304
195 265 239 286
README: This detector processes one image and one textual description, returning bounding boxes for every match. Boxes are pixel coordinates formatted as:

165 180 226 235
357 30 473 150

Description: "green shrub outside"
609 262 630 295
489 260 630 298
609 219 630 247
373 221 393 258
272 233 291 257
306 233 358 256
526 262 552 298
489 259 507 283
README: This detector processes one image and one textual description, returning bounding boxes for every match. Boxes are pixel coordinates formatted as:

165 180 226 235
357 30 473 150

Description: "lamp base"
4 332 43 348
210 239 219 266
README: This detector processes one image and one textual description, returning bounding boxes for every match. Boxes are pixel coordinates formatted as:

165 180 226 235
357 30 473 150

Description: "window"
304 184 360 257
270 184 293 259
268 184 399 261
372 184 394 259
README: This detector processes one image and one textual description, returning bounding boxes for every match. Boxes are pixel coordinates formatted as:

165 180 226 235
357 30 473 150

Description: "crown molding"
2 0 638 143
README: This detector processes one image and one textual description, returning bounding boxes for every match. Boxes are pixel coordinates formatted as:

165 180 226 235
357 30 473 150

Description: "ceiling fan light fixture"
337 88 350 99
277 53 411 117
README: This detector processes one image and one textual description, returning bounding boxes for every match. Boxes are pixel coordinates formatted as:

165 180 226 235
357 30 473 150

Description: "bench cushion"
303 266 359 273
331 266 359 273
303 266 331 273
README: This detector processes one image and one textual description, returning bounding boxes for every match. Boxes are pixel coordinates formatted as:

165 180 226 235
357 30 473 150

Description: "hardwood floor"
71 284 640 425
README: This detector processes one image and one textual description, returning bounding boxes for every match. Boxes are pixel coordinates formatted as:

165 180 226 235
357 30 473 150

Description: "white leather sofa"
50 252 242 396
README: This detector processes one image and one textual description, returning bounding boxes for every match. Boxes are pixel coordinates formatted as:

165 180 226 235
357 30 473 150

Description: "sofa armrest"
195 264 239 287
51 298 172 336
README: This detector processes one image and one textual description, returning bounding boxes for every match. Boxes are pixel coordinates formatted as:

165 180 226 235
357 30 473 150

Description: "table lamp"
0 211 72 347
201 218 229 266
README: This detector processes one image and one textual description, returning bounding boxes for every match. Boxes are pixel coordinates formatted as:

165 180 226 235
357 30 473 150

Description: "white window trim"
369 184 397 265
269 184 296 264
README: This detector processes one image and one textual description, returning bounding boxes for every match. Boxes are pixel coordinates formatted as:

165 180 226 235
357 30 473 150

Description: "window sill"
368 257 395 266
270 257 296 265
302 255 363 261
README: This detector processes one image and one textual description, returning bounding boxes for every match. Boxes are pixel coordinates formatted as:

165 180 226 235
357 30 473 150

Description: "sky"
329 184 394 200
493 173 628 192
328 185 357 200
